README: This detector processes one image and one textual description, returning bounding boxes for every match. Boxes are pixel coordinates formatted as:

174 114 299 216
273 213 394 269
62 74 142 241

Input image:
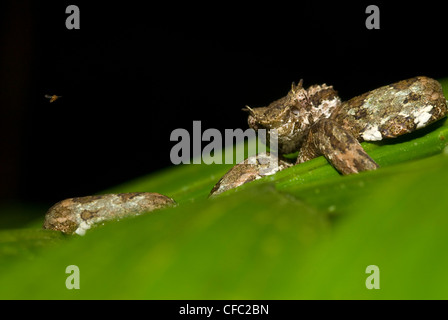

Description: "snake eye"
291 107 300 116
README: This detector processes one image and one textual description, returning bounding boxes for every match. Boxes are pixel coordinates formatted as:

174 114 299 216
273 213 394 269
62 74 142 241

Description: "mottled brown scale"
332 76 447 142
209 153 292 197
244 80 341 154
43 192 176 235
296 118 379 174
242 76 447 178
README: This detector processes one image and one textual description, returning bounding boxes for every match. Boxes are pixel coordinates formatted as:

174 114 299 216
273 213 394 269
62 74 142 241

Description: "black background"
0 1 446 207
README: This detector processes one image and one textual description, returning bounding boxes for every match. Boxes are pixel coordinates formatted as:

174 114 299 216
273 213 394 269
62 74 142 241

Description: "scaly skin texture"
296 118 379 174
44 77 448 215
331 76 447 141
43 192 176 235
247 76 447 175
244 80 341 154
210 76 447 196
209 153 292 197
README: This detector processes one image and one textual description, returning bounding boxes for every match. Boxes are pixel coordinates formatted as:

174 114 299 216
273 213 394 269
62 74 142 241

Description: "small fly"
45 94 62 103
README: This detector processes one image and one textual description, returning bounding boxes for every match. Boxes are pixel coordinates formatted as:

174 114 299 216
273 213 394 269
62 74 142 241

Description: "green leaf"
1 78 448 299
0 186 329 299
